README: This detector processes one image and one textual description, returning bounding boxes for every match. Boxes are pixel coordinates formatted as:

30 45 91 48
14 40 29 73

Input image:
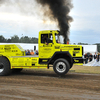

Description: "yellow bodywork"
10 56 47 69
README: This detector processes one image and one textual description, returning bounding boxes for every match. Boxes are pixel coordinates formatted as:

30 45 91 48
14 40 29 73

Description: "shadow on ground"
10 69 98 80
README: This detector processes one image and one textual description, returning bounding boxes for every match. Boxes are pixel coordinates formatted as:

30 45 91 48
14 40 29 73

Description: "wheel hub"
56 62 66 73
59 65 63 69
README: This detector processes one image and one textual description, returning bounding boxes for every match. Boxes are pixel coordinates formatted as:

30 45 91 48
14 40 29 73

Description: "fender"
39 51 73 68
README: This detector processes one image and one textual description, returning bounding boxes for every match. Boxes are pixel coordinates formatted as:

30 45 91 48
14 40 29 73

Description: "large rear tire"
0 57 11 76
53 58 70 76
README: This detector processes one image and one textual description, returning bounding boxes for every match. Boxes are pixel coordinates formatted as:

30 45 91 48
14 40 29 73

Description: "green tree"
22 36 30 43
0 35 6 43
0 35 38 43
10 35 19 43
31 37 38 43
7 38 11 43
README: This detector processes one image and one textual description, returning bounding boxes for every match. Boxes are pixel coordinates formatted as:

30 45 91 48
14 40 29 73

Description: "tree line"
0 35 38 43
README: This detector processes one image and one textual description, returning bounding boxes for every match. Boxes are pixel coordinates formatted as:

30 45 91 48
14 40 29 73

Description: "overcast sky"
0 0 100 44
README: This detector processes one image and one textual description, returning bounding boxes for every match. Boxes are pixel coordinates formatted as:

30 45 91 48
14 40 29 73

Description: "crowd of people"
84 52 100 64
25 50 38 55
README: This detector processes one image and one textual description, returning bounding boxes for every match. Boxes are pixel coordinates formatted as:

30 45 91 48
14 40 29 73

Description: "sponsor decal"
55 46 60 49
4 46 11 52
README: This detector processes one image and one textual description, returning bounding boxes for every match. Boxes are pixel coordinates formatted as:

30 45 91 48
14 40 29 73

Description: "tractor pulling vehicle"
0 30 84 76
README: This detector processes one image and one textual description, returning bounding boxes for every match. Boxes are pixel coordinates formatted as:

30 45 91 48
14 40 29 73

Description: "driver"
42 35 50 45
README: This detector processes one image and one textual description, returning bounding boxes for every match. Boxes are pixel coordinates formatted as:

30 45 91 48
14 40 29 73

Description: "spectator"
26 49 30 55
30 50 34 55
84 53 89 64
35 50 38 55
25 50 28 55
94 52 97 59
89 53 93 62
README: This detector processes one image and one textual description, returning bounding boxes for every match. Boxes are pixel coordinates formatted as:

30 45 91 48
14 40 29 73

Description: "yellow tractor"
0 30 83 76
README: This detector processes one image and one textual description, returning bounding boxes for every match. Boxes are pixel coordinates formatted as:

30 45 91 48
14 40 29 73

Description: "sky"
0 0 100 44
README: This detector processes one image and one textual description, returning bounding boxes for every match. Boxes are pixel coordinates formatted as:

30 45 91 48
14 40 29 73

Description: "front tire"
53 58 70 76
0 57 11 76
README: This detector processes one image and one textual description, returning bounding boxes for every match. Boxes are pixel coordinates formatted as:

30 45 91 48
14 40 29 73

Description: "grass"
70 65 100 74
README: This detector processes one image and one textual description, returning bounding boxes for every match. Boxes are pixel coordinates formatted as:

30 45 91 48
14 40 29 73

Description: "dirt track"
0 69 100 100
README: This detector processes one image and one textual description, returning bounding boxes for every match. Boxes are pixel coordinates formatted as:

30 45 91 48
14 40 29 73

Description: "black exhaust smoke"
36 0 73 44
0 0 73 44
